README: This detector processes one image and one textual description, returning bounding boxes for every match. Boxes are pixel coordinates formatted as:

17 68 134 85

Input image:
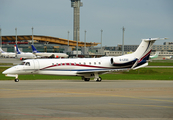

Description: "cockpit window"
25 62 30 66
19 62 30 66
19 62 25 65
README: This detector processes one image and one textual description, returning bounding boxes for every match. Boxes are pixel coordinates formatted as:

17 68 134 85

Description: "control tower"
71 0 83 41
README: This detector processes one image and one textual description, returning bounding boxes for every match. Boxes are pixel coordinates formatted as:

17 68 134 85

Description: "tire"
96 77 102 82
14 79 19 82
84 78 90 82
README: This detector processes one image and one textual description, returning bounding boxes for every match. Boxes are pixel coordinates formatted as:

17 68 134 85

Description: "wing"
76 68 129 75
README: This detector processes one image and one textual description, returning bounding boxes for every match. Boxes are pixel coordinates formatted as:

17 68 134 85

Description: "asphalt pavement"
0 80 173 120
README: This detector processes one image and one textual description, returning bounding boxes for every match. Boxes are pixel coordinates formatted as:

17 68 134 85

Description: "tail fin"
131 38 167 70
133 38 167 61
15 45 21 54
0 47 6 53
31 45 39 53
150 51 159 59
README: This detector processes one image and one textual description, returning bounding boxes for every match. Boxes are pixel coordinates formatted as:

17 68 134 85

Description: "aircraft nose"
2 69 8 74
2 67 16 74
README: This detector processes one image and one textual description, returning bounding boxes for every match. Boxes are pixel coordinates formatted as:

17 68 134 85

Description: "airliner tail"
14 45 21 54
0 47 5 53
31 45 39 53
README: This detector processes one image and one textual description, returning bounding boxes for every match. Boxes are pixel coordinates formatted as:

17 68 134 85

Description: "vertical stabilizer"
15 45 21 54
132 38 167 61
0 47 5 53
31 45 39 53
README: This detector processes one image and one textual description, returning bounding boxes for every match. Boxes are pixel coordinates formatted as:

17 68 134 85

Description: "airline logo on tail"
14 45 21 54
31 45 39 53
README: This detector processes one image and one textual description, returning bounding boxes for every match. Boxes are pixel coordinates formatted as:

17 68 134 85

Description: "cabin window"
84 62 86 65
74 63 76 65
99 62 101 65
52 63 54 65
56 63 58 65
94 62 96 65
89 62 91 65
79 62 81 65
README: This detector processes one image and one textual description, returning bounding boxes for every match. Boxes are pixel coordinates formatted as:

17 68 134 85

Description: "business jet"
0 47 16 58
2 38 167 82
31 44 68 58
15 45 37 60
149 51 159 59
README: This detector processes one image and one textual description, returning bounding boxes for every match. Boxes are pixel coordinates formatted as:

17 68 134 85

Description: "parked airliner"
149 51 159 59
164 56 172 60
2 38 167 82
15 45 37 60
0 47 16 58
31 45 68 58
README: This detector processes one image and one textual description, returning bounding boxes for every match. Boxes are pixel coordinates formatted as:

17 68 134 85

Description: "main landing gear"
96 77 102 82
83 77 102 82
82 73 102 82
84 78 90 82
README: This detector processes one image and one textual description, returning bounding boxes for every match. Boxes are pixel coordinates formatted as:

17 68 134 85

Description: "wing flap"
76 68 129 75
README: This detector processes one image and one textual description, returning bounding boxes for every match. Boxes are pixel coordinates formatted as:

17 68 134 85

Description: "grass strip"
0 67 172 80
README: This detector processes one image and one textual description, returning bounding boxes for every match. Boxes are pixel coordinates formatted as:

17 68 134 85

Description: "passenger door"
33 60 40 73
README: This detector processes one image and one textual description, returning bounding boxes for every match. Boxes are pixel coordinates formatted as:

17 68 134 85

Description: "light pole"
122 26 125 55
84 30 86 48
68 31 70 46
15 28 17 45
101 29 103 53
76 27 78 58
32 27 34 45
0 28 2 48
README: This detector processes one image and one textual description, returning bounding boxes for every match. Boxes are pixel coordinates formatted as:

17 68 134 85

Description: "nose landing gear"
14 74 19 82
5 74 19 82
15 78 19 82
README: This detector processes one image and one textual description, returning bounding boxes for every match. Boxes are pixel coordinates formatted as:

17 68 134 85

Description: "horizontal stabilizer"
133 63 148 70
143 37 168 42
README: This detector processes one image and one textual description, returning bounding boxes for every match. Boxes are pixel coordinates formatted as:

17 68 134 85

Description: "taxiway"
0 80 173 120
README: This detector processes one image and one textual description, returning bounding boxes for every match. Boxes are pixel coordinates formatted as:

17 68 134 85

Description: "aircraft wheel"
84 78 90 82
96 77 102 82
14 78 19 82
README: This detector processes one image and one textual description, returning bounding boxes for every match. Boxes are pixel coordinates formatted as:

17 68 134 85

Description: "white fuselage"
1 52 16 58
3 38 166 82
34 52 68 58
16 53 37 59
3 57 112 75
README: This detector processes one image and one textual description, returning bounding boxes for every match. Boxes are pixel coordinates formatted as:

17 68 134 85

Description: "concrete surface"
0 80 173 120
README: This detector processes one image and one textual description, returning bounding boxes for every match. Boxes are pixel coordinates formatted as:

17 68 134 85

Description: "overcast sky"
0 0 173 46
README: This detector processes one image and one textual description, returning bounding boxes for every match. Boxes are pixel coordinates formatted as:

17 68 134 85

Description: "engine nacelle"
110 56 137 66
20 57 26 61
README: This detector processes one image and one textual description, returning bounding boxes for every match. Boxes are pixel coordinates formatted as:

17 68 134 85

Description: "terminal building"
0 35 102 57
104 42 173 58
1 35 173 58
